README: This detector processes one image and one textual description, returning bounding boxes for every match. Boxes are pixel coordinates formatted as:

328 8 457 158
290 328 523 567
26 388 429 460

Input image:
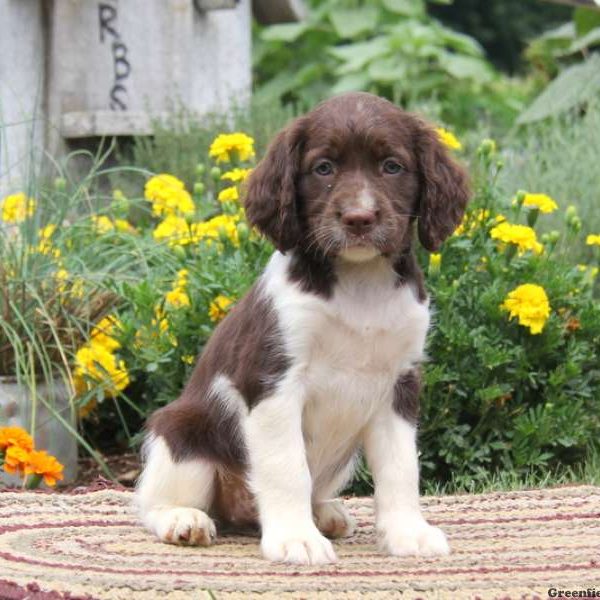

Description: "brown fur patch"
393 369 421 424
149 283 289 465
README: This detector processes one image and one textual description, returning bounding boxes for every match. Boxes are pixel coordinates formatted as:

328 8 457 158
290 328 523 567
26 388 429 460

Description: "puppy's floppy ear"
414 123 470 252
243 118 306 252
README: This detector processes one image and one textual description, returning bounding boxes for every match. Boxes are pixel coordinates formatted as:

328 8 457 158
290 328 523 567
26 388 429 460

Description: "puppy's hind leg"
135 434 217 546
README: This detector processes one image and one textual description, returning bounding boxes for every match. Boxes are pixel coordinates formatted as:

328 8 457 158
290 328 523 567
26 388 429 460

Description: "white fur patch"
135 435 216 546
261 252 429 497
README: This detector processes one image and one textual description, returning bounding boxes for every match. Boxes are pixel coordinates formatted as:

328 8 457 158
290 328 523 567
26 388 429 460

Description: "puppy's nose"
341 208 377 234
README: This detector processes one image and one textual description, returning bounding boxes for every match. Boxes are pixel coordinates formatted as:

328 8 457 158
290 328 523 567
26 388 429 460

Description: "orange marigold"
24 449 64 486
0 426 34 452
3 445 30 475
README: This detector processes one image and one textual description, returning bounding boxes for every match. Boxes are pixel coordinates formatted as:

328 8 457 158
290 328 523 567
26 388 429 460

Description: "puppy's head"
244 92 469 260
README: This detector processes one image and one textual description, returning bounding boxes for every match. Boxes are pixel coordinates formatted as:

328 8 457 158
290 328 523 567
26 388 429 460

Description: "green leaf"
329 37 390 75
367 57 407 83
260 23 308 43
517 54 600 124
329 7 378 39
382 0 425 17
574 7 600 37
567 26 600 54
330 72 371 95
439 52 494 82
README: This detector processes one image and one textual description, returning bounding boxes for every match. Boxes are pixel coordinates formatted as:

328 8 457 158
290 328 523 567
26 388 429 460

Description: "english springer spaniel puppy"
135 92 469 565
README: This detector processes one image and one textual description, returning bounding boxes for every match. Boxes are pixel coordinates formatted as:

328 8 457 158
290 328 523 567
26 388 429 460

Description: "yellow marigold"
1 193 36 223
586 234 600 246
182 354 195 365
175 268 189 287
74 343 129 396
501 283 551 335
91 215 115 234
114 219 136 234
490 222 543 255
24 449 64 486
218 186 239 203
165 287 191 309
221 168 252 183
3 445 30 476
435 128 462 151
453 209 502 237
520 193 558 214
209 295 233 322
37 224 60 257
153 215 196 246
429 253 441 272
0 426 34 452
209 133 255 163
91 315 122 352
197 214 240 247
145 174 195 217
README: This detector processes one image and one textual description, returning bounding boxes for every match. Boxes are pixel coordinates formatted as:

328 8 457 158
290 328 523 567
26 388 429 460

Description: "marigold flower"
74 343 130 396
586 234 600 246
153 215 196 246
37 224 60 257
91 315 122 352
145 174 195 217
490 222 543 255
114 219 136 234
429 253 441 273
435 128 462 151
209 295 233 322
1 193 36 223
91 215 115 234
0 426 34 452
501 284 551 335
218 186 239 203
165 287 191 309
221 168 252 183
520 193 558 214
3 445 30 476
24 449 64 486
209 133 255 163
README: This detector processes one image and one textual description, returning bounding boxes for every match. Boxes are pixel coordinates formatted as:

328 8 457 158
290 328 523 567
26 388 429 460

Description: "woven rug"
0 485 599 600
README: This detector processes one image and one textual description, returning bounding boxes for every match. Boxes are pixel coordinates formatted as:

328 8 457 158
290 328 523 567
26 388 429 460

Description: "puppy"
135 92 469 565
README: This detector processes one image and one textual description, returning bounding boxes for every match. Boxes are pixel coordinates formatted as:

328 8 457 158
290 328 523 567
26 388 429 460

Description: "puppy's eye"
314 160 334 176
382 159 403 175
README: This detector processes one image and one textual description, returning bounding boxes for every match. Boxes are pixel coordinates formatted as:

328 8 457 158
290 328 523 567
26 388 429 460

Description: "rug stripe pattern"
0 485 599 599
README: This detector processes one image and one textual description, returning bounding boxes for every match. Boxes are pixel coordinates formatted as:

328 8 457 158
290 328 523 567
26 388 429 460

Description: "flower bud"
54 177 67 192
565 205 578 220
193 182 205 196
548 230 560 244
210 167 222 181
172 244 187 259
195 163 206 177
236 222 249 243
477 138 497 157
514 190 526 207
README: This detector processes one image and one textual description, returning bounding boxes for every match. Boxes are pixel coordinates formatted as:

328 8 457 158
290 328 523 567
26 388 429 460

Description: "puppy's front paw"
380 516 449 557
261 526 338 565
314 499 356 539
148 507 216 546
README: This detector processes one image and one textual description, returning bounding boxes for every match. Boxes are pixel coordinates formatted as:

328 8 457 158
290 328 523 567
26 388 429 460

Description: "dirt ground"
66 452 141 490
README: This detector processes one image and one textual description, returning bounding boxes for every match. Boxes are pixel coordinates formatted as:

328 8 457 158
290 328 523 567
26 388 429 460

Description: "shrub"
418 139 600 489
253 0 523 130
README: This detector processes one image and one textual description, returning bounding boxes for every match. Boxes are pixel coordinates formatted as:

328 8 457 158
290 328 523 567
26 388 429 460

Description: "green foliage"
520 8 600 123
416 141 600 489
500 98 600 260
253 0 522 130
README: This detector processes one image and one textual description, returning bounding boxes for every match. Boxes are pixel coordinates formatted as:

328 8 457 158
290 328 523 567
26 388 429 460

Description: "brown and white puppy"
135 92 469 564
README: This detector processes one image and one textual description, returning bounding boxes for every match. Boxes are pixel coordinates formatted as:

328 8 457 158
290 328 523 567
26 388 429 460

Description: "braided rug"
0 484 599 599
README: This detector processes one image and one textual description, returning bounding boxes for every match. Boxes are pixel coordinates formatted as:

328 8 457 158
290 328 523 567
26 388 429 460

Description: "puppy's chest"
298 282 429 464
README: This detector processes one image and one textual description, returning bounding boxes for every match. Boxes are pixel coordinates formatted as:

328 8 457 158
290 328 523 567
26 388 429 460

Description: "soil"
64 452 141 491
